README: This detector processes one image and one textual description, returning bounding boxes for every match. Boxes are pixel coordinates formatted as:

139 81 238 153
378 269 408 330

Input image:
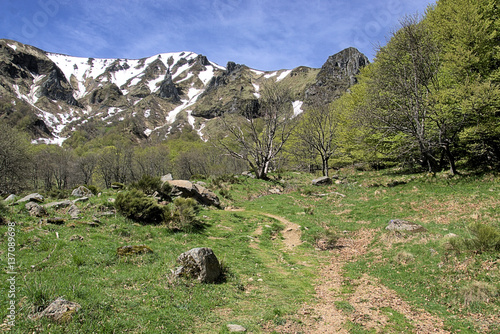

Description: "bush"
167 197 201 232
448 222 500 254
0 201 9 224
115 189 166 225
84 184 99 196
460 281 498 306
130 175 162 196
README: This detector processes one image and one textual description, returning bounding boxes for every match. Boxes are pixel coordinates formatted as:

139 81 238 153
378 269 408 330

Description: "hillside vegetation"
0 169 499 333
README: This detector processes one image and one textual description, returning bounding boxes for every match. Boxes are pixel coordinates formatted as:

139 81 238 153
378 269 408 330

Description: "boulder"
25 201 46 217
166 180 221 208
161 173 173 182
3 194 16 203
386 219 427 233
43 200 73 209
17 193 44 204
32 297 81 323
312 176 332 186
67 205 80 219
71 186 93 198
72 196 89 203
175 247 221 283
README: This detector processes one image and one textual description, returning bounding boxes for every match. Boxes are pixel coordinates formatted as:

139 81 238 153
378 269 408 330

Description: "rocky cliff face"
305 47 369 106
0 39 368 144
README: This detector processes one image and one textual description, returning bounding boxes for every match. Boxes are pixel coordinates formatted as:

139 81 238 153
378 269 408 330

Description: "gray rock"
312 176 332 186
71 186 93 198
166 180 221 208
3 194 16 203
175 247 221 283
242 171 255 178
43 200 73 209
161 173 173 182
67 205 80 219
17 193 44 204
47 217 66 225
386 219 427 233
227 324 247 332
31 297 81 323
72 196 89 203
25 201 46 217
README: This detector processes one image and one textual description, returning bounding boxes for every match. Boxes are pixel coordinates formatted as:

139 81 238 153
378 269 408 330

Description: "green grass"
1 169 499 333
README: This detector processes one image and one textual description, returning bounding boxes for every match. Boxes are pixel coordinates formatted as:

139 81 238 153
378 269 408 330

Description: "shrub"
448 222 500 254
115 189 166 225
167 197 201 232
84 184 99 196
0 201 8 224
130 175 162 196
460 281 498 306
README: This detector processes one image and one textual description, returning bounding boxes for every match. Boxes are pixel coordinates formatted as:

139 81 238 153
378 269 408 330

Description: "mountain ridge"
0 39 369 145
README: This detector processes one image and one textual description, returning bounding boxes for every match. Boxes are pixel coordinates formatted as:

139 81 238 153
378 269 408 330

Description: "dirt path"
225 208 450 333
298 229 450 334
259 212 302 250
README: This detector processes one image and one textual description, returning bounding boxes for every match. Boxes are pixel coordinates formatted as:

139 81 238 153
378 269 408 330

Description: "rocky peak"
305 47 369 106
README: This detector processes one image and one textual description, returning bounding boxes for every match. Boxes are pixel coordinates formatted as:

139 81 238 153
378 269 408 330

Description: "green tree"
0 123 31 194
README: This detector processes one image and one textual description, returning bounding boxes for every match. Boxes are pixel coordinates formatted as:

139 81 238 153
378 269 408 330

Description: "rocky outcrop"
174 247 221 283
39 67 79 106
305 47 369 106
157 71 180 102
17 193 44 204
166 180 221 208
71 186 94 198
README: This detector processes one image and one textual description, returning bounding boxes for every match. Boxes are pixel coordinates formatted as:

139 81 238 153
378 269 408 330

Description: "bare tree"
296 103 339 176
218 82 296 179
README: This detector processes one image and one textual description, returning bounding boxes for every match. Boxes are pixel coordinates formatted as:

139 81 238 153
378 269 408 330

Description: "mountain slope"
0 39 368 144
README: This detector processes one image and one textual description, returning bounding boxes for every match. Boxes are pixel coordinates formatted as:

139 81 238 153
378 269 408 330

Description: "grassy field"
1 169 499 333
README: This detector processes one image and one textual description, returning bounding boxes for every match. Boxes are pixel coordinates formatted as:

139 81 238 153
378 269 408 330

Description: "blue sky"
1 0 434 71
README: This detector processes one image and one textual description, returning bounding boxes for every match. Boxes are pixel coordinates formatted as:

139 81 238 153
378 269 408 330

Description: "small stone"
69 235 84 241
32 297 81 323
312 176 332 186
227 324 247 332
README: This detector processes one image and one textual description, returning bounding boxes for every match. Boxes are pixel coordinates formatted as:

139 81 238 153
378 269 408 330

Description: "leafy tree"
0 123 31 194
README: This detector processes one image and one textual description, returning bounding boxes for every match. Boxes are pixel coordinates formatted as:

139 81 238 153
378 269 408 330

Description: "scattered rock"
242 171 255 178
161 173 173 182
174 247 221 283
25 201 46 217
107 198 116 203
227 324 247 332
43 200 73 209
444 233 458 238
312 176 332 186
71 186 93 198
166 180 221 208
3 194 16 203
67 205 80 219
116 245 153 256
69 235 84 241
269 187 282 194
72 196 89 203
31 297 81 323
47 217 66 225
17 193 44 204
386 219 427 233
